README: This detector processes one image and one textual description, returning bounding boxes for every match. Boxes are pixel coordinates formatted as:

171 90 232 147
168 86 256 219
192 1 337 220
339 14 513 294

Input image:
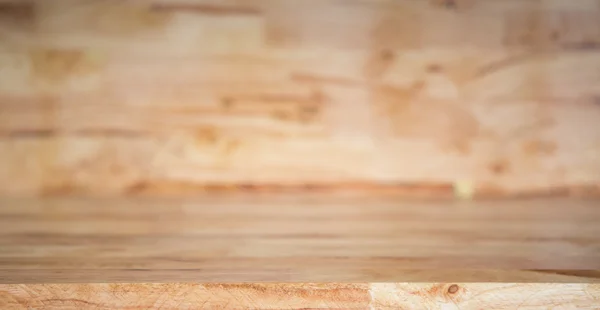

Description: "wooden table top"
1 196 599 283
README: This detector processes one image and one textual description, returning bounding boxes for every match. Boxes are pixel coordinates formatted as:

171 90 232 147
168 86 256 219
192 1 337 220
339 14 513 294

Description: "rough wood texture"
1 283 599 309
1 0 600 196
1 197 599 283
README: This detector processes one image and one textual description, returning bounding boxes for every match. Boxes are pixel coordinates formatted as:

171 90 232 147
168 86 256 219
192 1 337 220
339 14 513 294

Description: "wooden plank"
1 283 599 309
0 197 599 282
0 0 599 196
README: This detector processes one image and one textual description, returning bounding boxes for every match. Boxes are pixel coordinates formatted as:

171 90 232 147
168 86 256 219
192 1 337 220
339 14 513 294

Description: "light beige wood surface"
1 197 599 283
1 283 599 309
1 0 600 196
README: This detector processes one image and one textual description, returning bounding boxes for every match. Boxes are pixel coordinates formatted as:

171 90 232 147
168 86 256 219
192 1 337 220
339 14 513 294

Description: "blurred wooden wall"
1 0 599 197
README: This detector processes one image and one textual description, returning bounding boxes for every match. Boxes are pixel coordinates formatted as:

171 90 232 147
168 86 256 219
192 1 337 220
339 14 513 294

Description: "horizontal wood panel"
1 283 600 309
0 0 599 196
1 197 599 282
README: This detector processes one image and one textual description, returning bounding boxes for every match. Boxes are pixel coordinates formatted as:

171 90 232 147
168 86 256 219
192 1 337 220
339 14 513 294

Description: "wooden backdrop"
1 0 599 197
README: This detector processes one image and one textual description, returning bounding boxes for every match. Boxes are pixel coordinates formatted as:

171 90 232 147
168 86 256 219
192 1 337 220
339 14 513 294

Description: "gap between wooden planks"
1 283 599 309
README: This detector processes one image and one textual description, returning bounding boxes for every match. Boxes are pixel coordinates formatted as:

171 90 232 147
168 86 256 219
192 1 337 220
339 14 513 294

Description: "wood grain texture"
1 283 599 309
1 197 599 283
1 1 600 303
0 0 599 196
